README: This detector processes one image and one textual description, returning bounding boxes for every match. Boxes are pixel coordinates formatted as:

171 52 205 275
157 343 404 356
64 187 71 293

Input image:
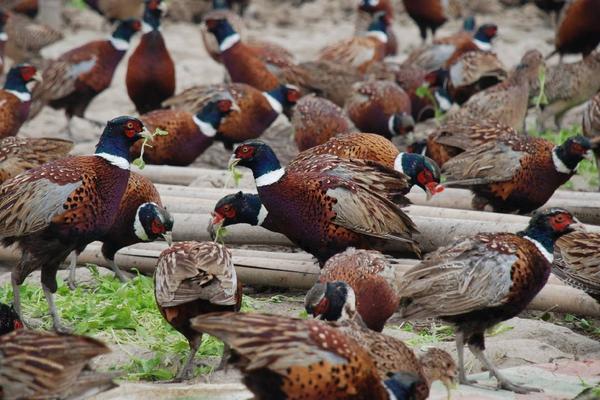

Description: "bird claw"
67 280 77 290
53 322 73 334
497 379 542 394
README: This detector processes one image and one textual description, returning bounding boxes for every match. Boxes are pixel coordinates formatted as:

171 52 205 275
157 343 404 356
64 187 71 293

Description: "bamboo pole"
142 166 600 224
0 245 592 316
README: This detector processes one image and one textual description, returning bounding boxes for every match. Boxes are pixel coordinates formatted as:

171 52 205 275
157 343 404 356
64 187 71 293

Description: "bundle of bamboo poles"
0 243 597 317
140 165 600 225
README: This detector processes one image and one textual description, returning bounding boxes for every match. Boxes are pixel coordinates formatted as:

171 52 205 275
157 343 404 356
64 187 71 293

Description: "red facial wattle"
151 219 165 234
13 320 23 330
212 212 225 225
312 297 329 317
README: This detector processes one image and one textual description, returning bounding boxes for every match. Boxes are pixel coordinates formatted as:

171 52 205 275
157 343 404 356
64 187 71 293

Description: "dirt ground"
5 0 600 398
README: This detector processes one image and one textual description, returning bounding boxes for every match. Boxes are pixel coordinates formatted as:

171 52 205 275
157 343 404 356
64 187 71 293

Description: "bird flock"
0 0 599 399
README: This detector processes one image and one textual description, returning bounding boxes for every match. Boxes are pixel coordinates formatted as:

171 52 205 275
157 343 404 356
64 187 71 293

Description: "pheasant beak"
32 71 43 83
207 213 224 241
158 1 167 13
228 155 241 169
425 182 444 200
161 231 173 246
584 149 594 161
140 128 154 141
230 100 241 113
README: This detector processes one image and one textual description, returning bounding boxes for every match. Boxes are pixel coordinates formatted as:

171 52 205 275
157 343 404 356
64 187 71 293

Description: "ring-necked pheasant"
29 19 141 133
67 172 173 288
0 329 116 399
345 80 415 139
356 0 397 56
443 134 591 213
126 0 175 114
155 241 242 380
397 208 577 394
304 248 402 332
205 16 280 92
223 140 420 264
164 83 300 149
553 230 600 303
134 92 237 165
0 63 41 138
0 116 147 332
0 137 73 184
551 0 600 58
402 0 448 43
305 280 457 400
191 312 423 400
445 50 544 132
318 12 389 74
291 132 443 198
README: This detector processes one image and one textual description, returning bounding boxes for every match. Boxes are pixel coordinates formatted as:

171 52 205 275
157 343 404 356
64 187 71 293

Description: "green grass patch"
69 0 88 10
0 266 253 381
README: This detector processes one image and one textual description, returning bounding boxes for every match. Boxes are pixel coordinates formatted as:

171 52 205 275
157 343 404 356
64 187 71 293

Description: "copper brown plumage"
29 19 141 128
134 93 236 165
554 230 600 303
402 0 447 42
445 50 544 132
0 329 116 399
305 248 403 332
345 81 414 139
84 0 144 21
164 83 300 149
0 137 73 184
443 133 591 213
190 312 423 400
553 0 600 57
126 0 175 114
0 64 41 138
229 140 420 265
292 95 357 151
9 0 38 18
356 0 397 56
318 12 388 74
291 133 443 198
68 172 173 288
0 116 146 332
205 16 280 92
305 281 456 400
397 208 577 393
583 92 600 188
365 62 441 122
155 241 242 380
417 116 518 167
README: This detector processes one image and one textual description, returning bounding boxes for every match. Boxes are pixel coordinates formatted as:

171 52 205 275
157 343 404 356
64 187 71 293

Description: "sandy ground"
3 0 600 398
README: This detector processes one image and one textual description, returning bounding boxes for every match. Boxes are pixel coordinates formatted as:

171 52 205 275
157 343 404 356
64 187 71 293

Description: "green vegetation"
133 128 169 170
69 0 87 9
0 266 253 381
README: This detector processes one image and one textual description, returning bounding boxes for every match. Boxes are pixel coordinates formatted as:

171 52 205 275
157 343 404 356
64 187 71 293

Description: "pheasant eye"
217 100 232 112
